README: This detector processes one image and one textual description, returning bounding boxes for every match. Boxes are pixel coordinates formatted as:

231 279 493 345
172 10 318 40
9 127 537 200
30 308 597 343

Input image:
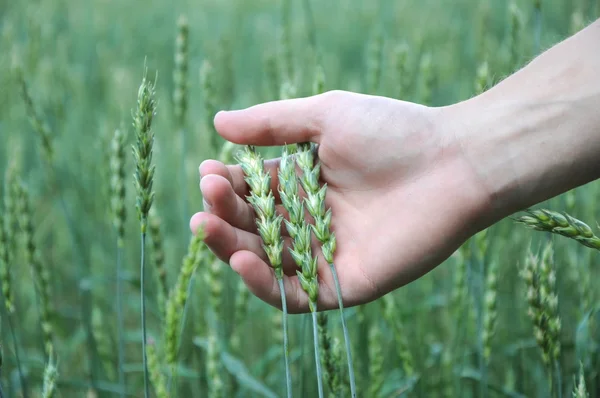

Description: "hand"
189 90 490 313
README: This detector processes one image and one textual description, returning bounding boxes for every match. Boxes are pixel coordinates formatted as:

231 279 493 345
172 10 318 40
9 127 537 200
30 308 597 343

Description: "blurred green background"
0 0 599 397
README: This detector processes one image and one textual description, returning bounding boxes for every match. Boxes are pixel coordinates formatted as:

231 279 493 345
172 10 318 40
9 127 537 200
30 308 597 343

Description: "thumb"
213 92 334 146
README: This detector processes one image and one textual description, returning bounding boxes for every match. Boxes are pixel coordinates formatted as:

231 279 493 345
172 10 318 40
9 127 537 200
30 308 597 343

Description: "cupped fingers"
225 158 284 201
200 157 287 203
230 251 341 314
230 250 311 313
189 211 300 275
199 173 293 238
200 174 256 233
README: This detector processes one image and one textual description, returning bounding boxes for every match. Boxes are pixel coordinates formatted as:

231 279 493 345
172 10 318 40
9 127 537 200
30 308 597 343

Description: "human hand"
189 90 490 313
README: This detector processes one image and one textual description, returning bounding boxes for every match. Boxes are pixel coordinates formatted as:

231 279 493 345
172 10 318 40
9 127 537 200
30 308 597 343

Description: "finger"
231 251 340 313
189 211 298 274
200 158 283 202
200 159 242 193
199 172 292 237
214 94 331 146
230 250 311 313
225 158 283 201
200 174 256 233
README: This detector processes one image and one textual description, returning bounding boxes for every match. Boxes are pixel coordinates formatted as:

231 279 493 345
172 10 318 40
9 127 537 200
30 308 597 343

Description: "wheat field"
0 0 599 397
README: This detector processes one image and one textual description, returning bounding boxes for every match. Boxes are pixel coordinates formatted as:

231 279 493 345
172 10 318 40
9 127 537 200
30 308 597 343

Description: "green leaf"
193 337 278 398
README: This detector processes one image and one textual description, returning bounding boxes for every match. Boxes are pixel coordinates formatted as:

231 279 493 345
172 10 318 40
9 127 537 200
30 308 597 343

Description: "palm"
311 96 473 308
190 91 485 312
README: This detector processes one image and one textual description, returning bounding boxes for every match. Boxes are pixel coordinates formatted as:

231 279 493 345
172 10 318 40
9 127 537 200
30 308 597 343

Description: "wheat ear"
295 142 357 397
279 145 324 397
521 243 562 396
516 208 600 251
236 146 291 397
109 127 127 397
132 68 157 398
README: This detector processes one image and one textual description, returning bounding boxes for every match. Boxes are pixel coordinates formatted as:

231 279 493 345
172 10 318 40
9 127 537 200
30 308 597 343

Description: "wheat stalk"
418 53 434 105
41 351 58 398
173 15 190 223
200 60 219 152
132 67 157 398
572 363 588 398
482 261 498 363
0 190 27 398
263 50 280 100
516 208 600 251
147 337 168 398
317 312 342 395
230 278 250 354
368 321 384 397
91 307 116 382
279 145 324 397
16 181 55 359
509 1 523 71
206 257 225 398
381 295 414 378
367 30 383 94
18 65 97 387
295 141 357 397
149 209 168 320
164 230 205 372
280 0 294 83
236 145 292 397
391 42 410 99
109 126 127 397
16 69 53 162
521 243 562 396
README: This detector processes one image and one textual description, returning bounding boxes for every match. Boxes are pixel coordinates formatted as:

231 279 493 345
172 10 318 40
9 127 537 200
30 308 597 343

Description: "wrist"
437 20 600 230
442 92 600 229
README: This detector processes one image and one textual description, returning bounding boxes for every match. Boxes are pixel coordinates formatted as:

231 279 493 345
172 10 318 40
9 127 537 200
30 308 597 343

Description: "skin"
190 19 600 314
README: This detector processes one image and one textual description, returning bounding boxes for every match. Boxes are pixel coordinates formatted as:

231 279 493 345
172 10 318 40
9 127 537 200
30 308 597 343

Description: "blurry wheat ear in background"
0 1 599 397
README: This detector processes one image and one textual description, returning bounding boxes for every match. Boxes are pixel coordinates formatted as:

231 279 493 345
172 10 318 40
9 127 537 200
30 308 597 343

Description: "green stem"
7 313 27 398
168 271 197 394
140 232 150 398
553 360 562 398
300 314 308 398
116 242 126 398
277 277 293 398
329 263 356 397
311 308 324 398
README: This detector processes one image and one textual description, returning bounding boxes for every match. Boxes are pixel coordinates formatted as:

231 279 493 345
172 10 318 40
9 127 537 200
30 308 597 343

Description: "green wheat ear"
236 145 291 397
521 243 562 394
516 208 600 251
109 126 127 398
279 145 324 397
132 66 157 398
572 363 588 398
294 140 357 397
41 350 58 398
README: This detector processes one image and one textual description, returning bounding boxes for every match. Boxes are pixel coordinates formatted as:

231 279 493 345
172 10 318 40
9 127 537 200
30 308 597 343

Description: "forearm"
446 19 600 226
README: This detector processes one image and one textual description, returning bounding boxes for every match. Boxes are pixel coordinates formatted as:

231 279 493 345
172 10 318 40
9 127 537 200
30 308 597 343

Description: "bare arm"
446 18 600 228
